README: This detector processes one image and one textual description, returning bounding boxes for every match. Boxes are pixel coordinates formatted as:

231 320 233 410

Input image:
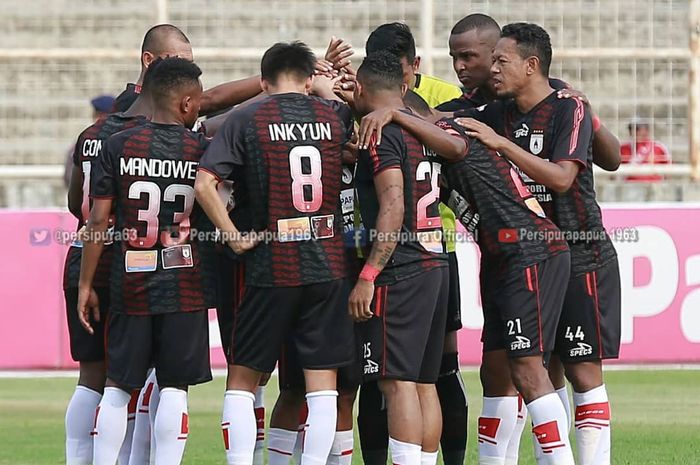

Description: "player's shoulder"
309 96 352 118
416 74 462 94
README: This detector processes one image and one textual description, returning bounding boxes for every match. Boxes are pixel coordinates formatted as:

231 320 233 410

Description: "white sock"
573 385 611 465
301 390 338 465
505 395 527 465
388 437 421 465
327 430 354 465
268 428 297 465
118 390 139 465
153 388 189 465
556 386 572 432
254 386 265 465
128 375 157 465
93 387 131 465
421 450 439 465
66 385 102 465
534 386 573 464
528 393 575 465
148 374 161 464
478 396 519 464
222 390 257 465
292 421 305 465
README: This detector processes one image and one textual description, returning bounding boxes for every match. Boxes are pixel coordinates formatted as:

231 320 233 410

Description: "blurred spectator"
63 95 115 188
620 118 671 182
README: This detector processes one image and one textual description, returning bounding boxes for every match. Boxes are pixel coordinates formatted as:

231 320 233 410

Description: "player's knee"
547 355 566 389
481 351 516 396
78 360 106 392
564 360 603 392
378 379 415 399
509 356 550 401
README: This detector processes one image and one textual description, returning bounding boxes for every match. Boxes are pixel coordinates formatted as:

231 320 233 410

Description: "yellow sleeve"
413 75 464 108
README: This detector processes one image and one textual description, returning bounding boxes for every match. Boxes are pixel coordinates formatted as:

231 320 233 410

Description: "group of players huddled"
63 12 622 465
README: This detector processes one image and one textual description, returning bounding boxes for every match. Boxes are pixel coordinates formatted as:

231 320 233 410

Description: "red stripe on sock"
268 448 293 456
533 420 562 445
478 417 501 439
575 402 610 421
478 436 498 445
222 426 230 450
341 449 353 456
142 382 155 408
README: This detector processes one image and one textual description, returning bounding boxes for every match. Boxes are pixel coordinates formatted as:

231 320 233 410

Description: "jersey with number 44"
91 122 217 315
355 122 448 286
199 93 354 287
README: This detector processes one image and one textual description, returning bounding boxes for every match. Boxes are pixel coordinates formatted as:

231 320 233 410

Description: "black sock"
437 353 468 465
358 381 388 465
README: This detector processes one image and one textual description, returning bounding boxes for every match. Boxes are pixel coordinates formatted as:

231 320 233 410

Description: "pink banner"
2 206 699 369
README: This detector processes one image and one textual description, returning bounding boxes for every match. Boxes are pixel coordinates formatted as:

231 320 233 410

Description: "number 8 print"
289 145 323 213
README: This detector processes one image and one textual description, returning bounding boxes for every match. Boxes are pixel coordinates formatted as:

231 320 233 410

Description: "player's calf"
153 386 189 465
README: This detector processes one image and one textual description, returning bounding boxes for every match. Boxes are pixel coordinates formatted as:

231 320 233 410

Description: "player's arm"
195 112 259 254
457 117 582 193
67 164 83 221
199 76 263 116
194 170 256 254
349 167 404 322
358 109 467 160
77 198 111 335
557 87 621 171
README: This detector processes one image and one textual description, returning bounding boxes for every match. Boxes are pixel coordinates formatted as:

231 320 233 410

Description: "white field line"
1 364 699 379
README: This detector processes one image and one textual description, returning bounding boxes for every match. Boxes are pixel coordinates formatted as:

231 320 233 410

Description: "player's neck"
514 78 554 113
365 93 404 114
265 79 308 96
151 107 184 126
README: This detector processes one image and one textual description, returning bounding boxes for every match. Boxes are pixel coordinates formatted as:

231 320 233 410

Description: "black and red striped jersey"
199 93 354 287
90 122 217 315
63 113 147 290
436 118 568 276
458 91 616 276
112 83 141 113
355 121 448 286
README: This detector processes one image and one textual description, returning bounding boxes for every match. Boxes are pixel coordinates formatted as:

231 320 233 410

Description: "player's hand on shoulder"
77 286 100 335
358 108 396 149
226 230 261 255
557 87 590 107
455 117 504 151
349 278 375 322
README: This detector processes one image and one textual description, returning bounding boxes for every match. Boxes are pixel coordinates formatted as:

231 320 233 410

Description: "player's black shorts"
554 258 621 362
481 252 570 358
216 255 245 358
229 279 354 374
106 310 212 390
445 251 463 333
64 287 110 362
358 266 449 384
278 332 363 393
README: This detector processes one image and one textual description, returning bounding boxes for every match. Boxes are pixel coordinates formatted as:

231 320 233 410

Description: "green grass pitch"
1 369 698 464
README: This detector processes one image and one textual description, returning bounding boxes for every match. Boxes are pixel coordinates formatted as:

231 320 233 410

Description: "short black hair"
141 24 190 55
451 13 501 35
148 57 202 105
357 51 405 93
261 41 316 85
501 22 552 76
366 22 416 63
403 90 432 117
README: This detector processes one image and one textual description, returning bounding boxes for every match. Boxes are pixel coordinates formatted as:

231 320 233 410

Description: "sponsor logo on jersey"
510 335 532 351
570 342 593 357
515 123 530 138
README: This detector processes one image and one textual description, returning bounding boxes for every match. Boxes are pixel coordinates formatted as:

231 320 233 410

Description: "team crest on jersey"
530 132 544 155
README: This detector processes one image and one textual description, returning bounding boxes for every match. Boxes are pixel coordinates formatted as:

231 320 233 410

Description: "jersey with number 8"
354 122 448 286
199 93 354 287
90 122 217 315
